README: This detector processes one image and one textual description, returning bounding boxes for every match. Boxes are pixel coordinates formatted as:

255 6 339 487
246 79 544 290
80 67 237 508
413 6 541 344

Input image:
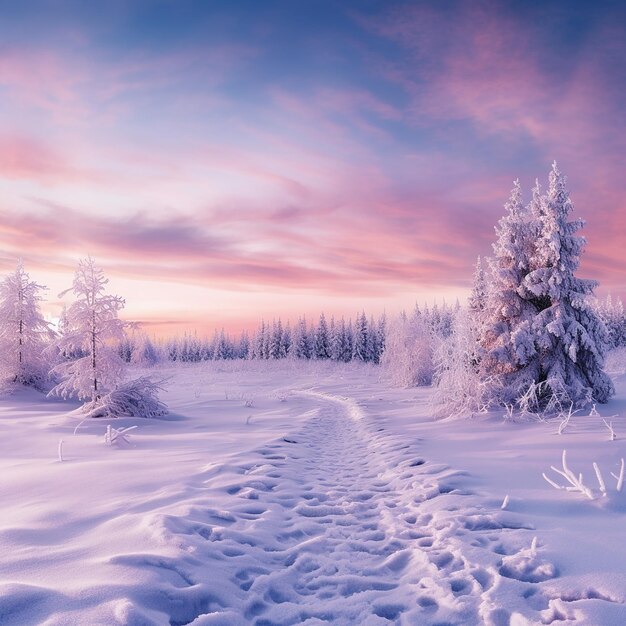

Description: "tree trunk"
92 309 98 400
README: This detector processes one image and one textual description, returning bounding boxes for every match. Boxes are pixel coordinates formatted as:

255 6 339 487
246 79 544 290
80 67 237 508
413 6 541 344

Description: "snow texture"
1 360 624 625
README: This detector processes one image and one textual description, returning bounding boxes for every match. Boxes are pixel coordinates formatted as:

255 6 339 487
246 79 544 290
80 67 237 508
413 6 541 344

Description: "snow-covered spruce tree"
280 322 292 358
376 313 387 361
49 258 167 417
468 256 487 316
213 329 232 360
353 312 369 362
344 319 354 362
238 330 250 359
366 315 380 363
0 261 52 388
482 180 539 402
315 313 331 359
520 163 614 407
330 317 346 361
269 319 282 359
293 317 311 359
130 333 159 366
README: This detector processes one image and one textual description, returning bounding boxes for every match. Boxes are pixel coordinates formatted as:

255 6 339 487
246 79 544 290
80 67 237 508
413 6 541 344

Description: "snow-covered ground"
1 360 625 625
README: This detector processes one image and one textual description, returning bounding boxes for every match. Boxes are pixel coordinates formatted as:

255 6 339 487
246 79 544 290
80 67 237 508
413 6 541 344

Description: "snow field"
0 360 625 625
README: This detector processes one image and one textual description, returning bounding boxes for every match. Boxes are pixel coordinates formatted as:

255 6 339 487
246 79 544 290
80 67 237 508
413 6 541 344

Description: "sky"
0 0 624 335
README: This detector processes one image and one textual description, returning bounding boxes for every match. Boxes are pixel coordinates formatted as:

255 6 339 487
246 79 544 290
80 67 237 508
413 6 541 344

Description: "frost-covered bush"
596 295 626 350
381 310 433 387
0 261 52 389
432 309 495 418
82 377 168 419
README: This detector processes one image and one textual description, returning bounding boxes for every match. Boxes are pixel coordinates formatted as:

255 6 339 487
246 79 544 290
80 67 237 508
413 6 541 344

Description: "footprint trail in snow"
121 390 575 625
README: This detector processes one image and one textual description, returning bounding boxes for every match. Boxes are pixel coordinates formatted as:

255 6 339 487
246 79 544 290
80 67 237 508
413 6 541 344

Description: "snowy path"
114 389 569 626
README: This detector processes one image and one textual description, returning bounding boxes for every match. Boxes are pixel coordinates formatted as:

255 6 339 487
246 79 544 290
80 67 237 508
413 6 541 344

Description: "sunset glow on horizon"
1 1 624 336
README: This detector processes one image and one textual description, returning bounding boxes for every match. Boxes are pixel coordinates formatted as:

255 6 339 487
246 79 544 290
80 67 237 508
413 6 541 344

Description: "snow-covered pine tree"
49 258 127 402
213 329 231 360
353 312 368 362
344 319 354 362
482 180 539 401
294 317 311 359
238 330 250 359
377 313 386 361
366 315 380 363
130 333 159 366
330 317 344 361
262 321 271 360
280 322 292 358
270 319 283 359
0 261 52 388
253 321 267 359
468 256 487 315
521 163 614 407
166 336 179 361
314 313 331 359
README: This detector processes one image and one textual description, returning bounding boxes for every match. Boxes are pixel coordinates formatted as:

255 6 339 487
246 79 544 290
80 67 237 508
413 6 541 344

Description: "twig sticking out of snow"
104 424 137 447
501 495 510 510
610 459 625 492
58 439 64 462
556 404 578 435
543 450 594 499
73 419 88 435
593 462 606 494
602 418 617 441
543 450 625 500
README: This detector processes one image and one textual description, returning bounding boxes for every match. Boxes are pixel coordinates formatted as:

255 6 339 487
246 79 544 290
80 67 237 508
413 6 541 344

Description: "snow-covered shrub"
82 377 168 419
516 379 574 418
0 261 53 389
432 309 495 418
381 310 433 387
605 347 626 375
596 294 626 350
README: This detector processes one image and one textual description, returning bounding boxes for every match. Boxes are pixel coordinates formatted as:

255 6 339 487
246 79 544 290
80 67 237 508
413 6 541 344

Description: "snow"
1 360 625 625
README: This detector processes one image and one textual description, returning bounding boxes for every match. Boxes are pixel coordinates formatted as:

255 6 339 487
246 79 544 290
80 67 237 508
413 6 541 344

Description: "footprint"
472 567 494 590
417 596 438 611
373 603 405 620
450 578 471 595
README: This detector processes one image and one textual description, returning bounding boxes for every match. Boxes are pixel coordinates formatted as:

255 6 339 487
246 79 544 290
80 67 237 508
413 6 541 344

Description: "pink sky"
0 1 624 335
